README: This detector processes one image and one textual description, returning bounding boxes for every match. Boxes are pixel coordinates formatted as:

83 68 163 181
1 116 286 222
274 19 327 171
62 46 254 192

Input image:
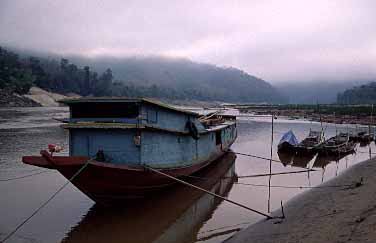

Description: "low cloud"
1 0 375 83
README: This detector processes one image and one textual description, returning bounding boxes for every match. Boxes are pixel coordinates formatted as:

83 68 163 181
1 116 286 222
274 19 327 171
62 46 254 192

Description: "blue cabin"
61 98 237 168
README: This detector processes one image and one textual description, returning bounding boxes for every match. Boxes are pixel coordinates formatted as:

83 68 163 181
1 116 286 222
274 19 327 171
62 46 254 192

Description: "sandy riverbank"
225 156 376 243
0 87 80 107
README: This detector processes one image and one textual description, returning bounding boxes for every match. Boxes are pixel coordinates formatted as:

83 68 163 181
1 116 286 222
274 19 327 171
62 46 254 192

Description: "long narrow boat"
23 98 237 205
358 132 374 143
319 133 356 156
295 130 325 155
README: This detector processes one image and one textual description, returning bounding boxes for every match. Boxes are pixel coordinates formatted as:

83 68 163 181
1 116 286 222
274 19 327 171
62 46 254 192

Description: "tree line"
0 46 113 96
1 46 287 103
0 46 217 100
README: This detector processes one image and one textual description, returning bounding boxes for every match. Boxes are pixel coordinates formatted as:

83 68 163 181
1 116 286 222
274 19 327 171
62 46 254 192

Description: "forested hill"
275 81 367 104
337 82 376 104
1 46 286 103
71 56 287 103
0 47 113 97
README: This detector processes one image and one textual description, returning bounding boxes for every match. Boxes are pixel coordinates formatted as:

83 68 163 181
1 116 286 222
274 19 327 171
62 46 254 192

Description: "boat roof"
59 97 200 116
278 130 299 146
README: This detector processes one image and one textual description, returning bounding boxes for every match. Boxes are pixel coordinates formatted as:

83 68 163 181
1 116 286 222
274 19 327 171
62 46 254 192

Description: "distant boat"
295 130 325 155
277 130 299 152
319 133 356 155
349 131 374 143
358 132 374 143
23 98 237 206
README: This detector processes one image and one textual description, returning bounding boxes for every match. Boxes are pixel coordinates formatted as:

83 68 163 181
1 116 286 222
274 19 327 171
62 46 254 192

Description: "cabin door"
216 131 222 146
70 130 90 157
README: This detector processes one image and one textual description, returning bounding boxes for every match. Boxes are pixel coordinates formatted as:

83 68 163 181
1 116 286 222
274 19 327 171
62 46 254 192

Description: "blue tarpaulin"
278 130 299 146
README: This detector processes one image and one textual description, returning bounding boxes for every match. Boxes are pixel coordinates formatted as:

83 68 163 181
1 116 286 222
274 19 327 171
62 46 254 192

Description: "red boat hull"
23 149 230 205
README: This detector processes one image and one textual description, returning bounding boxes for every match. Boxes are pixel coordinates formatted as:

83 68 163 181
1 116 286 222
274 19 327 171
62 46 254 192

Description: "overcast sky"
1 0 376 83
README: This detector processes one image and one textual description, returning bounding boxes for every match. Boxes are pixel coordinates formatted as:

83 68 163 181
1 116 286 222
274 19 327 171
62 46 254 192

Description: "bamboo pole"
268 112 274 213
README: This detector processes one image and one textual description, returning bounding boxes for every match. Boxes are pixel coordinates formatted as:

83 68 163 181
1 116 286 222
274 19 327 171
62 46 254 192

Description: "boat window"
216 131 222 145
147 109 158 123
70 102 139 118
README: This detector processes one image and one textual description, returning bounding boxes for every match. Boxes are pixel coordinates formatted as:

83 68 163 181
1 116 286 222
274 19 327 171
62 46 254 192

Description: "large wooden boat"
23 98 237 205
62 152 237 243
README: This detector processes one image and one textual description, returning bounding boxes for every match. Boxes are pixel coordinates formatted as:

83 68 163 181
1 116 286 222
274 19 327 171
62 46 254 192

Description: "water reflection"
292 153 316 168
313 153 348 169
277 151 294 166
359 140 372 147
62 153 237 243
2 109 376 243
277 151 316 168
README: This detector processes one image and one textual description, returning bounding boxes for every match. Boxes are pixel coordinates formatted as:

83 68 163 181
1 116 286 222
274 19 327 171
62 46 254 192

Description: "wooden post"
268 112 274 213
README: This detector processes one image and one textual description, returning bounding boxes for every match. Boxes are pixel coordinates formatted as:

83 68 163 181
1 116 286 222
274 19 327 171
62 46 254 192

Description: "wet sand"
225 156 376 243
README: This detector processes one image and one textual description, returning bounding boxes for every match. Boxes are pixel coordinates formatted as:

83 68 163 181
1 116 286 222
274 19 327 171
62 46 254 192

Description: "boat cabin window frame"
147 108 158 123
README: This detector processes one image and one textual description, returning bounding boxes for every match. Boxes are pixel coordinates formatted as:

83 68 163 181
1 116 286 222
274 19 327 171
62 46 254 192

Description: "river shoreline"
0 89 41 107
232 104 376 127
224 156 376 243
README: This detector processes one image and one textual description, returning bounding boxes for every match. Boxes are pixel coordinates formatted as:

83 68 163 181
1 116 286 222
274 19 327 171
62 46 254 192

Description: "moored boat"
277 130 299 152
62 152 237 243
295 130 325 155
319 133 356 156
349 130 374 143
358 132 374 143
23 98 237 205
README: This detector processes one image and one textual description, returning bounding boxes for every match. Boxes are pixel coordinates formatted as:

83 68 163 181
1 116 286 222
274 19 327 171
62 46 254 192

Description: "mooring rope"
230 151 282 163
0 170 53 182
0 168 43 172
197 221 252 235
196 228 241 242
234 169 316 178
356 150 376 155
234 181 358 189
0 160 90 243
181 173 357 190
179 169 316 182
143 165 278 220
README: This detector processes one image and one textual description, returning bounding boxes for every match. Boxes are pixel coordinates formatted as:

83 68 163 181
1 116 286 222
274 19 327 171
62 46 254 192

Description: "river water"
0 107 374 243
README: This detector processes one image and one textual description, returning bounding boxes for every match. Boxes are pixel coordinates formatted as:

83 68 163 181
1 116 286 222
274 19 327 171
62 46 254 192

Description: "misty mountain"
68 56 287 103
5 45 287 103
275 81 370 104
337 82 376 104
